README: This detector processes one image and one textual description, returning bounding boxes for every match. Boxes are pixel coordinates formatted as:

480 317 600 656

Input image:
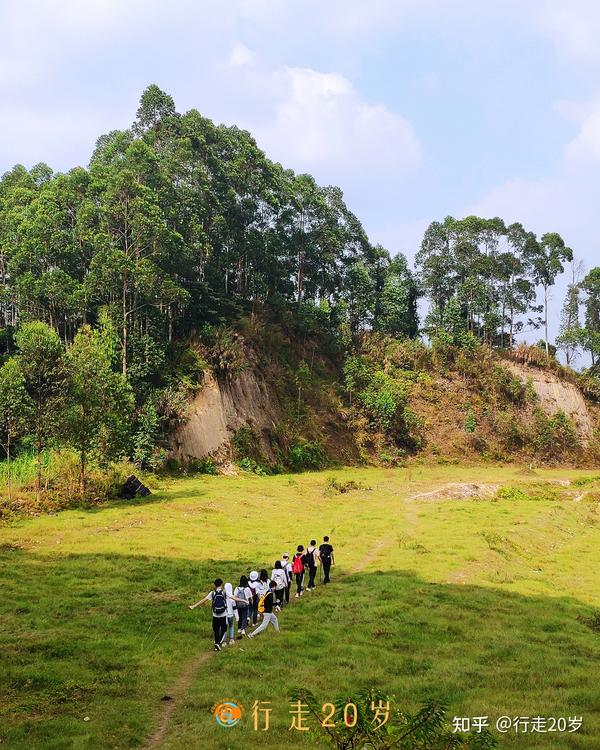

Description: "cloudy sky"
1 0 599 339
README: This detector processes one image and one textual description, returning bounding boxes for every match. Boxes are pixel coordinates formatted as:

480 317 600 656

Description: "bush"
198 324 248 379
189 457 218 475
236 457 262 475
287 439 326 471
464 410 477 434
533 409 579 459
357 371 408 431
324 476 367 493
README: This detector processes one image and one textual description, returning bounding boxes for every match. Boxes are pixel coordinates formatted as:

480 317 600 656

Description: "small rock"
161 695 172 702
83 716 90 722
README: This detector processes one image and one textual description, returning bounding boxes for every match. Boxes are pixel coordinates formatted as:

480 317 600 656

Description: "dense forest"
1 86 600 503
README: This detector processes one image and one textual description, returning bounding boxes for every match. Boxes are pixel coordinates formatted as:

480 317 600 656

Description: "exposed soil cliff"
170 369 281 462
505 361 594 442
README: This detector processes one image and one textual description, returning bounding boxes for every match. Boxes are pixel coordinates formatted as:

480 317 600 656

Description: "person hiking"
248 571 260 626
271 560 287 610
292 545 305 597
305 539 319 590
319 536 335 583
257 569 271 599
234 575 252 638
248 580 279 637
188 578 245 651
223 582 237 646
280 553 293 603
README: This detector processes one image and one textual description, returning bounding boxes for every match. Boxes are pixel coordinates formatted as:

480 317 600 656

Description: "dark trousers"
238 605 249 631
295 572 304 595
308 565 317 588
249 597 258 625
212 616 227 645
322 558 332 583
284 581 291 603
275 588 284 607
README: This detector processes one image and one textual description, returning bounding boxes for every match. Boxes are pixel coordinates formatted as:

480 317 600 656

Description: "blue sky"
2 0 600 341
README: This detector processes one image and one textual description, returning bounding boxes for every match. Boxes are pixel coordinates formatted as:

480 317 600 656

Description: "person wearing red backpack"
292 545 305 598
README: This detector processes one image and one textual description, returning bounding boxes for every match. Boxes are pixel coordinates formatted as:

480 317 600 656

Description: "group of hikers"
189 536 335 651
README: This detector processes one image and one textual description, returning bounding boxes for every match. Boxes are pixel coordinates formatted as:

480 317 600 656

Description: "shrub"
238 457 268 476
324 477 367 493
198 324 248 379
232 426 257 459
357 371 408 431
533 408 579 459
287 439 326 471
189 457 218 475
464 410 477 434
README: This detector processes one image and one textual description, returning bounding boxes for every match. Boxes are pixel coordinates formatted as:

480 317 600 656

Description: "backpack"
305 547 316 568
292 554 304 575
212 589 227 616
320 544 331 560
273 570 286 589
258 591 270 614
235 586 248 607
248 581 258 602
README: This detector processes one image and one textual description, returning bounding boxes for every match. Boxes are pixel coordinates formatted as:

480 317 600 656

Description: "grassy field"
1 464 600 749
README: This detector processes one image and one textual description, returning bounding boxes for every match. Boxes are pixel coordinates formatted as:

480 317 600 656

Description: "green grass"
1 465 600 749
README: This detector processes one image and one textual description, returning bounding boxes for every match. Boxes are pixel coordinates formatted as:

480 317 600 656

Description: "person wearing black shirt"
319 536 334 583
248 581 280 637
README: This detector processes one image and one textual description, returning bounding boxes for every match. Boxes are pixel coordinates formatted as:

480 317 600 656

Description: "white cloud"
532 0 600 63
564 100 600 162
227 56 421 179
228 42 255 68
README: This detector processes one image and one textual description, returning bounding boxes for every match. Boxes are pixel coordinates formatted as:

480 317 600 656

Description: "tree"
556 261 584 366
14 322 64 499
580 267 600 366
343 261 374 333
63 326 134 496
376 254 419 338
0 358 33 500
525 232 573 355
415 217 456 325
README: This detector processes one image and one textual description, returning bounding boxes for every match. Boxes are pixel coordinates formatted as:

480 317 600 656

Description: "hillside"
168 319 600 471
1 86 600 513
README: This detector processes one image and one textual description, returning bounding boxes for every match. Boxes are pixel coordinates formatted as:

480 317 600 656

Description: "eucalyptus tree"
524 232 572 355
580 267 600 366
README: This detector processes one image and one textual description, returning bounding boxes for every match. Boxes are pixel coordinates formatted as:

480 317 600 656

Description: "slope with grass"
2 466 600 749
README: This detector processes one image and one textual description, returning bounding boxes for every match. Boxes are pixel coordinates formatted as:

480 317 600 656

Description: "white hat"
282 553 289 559
249 570 259 581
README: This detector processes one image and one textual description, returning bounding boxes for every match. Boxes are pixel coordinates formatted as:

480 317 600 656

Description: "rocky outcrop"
506 362 594 442
169 369 281 462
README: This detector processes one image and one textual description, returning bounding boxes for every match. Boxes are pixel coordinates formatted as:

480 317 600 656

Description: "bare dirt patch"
410 482 500 502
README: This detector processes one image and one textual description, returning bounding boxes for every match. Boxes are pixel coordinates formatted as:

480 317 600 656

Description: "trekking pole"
319 562 322 584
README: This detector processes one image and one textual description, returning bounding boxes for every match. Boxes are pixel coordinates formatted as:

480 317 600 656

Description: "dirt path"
140 537 389 750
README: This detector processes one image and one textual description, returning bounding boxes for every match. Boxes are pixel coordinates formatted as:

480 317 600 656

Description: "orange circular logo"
213 702 243 727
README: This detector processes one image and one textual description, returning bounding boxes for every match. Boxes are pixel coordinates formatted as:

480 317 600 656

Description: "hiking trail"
139 537 389 749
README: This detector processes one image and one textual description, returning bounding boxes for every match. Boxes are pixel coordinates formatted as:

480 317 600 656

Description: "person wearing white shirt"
280 553 293 603
234 575 253 637
271 560 287 610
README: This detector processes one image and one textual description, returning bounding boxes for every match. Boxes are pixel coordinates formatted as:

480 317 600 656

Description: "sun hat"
249 571 259 581
282 553 289 559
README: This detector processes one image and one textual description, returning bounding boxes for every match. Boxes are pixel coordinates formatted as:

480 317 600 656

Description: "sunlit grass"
1 465 600 749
